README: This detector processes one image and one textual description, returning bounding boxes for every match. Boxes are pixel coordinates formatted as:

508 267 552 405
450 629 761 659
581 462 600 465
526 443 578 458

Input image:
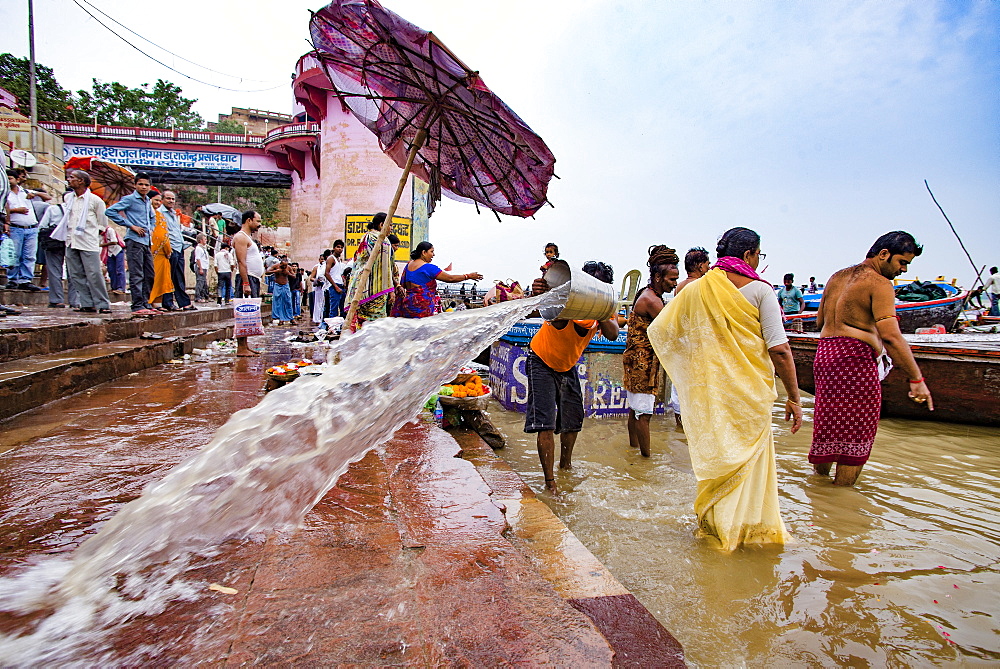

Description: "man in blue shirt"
159 190 195 311
107 172 156 314
777 273 804 314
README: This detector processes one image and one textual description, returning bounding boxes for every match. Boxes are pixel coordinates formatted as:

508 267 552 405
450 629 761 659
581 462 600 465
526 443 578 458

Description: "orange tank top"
529 320 599 373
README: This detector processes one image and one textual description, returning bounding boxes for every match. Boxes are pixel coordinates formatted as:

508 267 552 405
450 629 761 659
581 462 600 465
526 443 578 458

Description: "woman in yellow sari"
147 191 174 310
648 227 803 551
345 212 400 331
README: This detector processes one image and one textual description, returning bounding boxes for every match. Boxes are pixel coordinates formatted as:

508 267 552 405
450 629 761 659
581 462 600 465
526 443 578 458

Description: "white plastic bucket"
539 260 617 322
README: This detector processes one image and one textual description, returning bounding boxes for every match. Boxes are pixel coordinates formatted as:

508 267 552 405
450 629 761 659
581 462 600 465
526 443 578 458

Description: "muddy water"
488 398 1000 666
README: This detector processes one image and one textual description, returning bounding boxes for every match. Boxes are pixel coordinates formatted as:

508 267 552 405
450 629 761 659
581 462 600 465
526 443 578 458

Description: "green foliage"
223 187 282 225
212 118 246 134
0 53 75 122
73 79 203 129
170 185 285 227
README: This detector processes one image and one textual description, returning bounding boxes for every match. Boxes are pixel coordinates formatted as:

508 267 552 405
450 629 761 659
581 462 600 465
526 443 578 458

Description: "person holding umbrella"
344 213 398 330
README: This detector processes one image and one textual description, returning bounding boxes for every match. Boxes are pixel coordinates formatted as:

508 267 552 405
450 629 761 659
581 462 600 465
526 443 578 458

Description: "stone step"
0 321 238 421
0 303 249 364
0 285 53 306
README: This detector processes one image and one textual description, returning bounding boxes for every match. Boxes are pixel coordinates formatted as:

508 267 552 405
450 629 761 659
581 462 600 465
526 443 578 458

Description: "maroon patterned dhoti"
808 336 881 466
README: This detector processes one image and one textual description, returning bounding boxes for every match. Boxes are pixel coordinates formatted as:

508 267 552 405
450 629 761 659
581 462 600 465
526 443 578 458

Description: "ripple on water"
489 400 1000 665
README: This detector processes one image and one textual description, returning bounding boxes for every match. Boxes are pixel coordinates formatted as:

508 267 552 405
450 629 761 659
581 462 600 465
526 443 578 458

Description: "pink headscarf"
712 256 768 283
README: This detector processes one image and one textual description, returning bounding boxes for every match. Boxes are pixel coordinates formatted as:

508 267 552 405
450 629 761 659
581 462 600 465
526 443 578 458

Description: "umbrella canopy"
200 203 242 221
309 0 556 330
64 156 136 205
309 0 556 218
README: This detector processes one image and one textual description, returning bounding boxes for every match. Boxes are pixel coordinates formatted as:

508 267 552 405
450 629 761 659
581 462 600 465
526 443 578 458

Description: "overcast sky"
3 0 997 288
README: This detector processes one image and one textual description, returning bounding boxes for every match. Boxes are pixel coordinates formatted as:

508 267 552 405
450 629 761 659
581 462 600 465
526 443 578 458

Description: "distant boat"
783 282 968 333
788 332 1000 426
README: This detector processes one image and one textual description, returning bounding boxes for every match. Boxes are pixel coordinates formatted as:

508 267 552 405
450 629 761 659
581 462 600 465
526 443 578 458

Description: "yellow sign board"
0 106 30 133
345 214 411 262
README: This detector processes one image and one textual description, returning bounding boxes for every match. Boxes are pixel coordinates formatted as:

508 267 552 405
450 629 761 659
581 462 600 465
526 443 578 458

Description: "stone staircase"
0 299 270 422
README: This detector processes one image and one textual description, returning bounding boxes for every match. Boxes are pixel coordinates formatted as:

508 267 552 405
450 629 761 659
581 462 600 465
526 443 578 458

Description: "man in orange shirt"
526 261 620 495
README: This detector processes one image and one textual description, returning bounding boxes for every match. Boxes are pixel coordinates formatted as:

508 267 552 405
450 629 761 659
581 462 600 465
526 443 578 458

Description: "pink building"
261 53 421 267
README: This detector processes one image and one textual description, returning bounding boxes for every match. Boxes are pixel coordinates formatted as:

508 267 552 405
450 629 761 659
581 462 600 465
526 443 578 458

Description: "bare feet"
236 347 260 357
832 464 863 486
544 478 559 495
813 463 832 476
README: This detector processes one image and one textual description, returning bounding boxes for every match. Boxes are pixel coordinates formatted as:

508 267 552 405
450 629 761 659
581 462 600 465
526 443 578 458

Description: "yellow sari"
150 209 173 304
648 268 789 551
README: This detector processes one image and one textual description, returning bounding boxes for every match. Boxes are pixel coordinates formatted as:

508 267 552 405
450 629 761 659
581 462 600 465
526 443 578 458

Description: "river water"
488 397 1000 666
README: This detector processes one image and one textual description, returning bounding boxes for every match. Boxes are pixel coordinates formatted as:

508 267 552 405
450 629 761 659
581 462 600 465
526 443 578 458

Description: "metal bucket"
539 260 617 322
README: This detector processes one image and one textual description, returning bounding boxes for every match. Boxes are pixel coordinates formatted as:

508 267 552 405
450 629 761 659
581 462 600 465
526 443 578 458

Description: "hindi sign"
63 144 242 171
0 107 30 133
345 214 412 262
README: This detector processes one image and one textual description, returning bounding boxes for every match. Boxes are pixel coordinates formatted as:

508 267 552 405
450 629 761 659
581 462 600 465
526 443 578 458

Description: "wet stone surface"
0 326 616 664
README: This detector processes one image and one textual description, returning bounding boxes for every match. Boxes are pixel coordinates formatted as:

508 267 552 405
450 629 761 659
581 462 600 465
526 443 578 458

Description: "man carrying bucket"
525 260 619 495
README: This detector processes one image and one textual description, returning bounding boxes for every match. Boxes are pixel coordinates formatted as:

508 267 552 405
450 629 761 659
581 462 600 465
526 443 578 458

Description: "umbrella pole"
344 129 428 333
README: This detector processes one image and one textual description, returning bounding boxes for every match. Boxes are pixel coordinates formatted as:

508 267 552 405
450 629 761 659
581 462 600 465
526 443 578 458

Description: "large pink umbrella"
309 0 557 325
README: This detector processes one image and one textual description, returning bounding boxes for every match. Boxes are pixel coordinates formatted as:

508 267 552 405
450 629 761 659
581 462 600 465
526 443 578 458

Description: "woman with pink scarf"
648 227 803 551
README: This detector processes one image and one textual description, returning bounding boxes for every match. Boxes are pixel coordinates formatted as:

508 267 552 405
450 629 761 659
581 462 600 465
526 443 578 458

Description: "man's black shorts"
235 274 261 298
523 350 585 434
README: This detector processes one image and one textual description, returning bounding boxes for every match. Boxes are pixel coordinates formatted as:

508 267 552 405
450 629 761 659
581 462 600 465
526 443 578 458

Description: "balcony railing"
39 122 264 147
264 122 321 142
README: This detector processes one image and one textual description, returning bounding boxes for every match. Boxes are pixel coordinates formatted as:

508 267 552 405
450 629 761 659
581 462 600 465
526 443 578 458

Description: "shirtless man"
669 247 710 427
809 231 933 486
674 247 710 294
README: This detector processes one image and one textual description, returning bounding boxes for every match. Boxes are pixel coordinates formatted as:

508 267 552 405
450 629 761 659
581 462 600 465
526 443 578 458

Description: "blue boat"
783 282 968 333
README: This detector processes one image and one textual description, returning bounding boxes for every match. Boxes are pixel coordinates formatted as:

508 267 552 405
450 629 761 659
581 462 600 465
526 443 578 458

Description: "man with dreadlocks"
526 260 620 495
623 246 680 456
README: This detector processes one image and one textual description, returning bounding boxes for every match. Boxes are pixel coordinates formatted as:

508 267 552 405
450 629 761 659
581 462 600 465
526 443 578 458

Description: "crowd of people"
524 229 936 553
0 167 281 319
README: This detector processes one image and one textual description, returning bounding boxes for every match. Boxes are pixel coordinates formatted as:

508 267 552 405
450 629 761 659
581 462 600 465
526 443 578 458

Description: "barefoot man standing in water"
526 261 620 495
810 231 934 485
234 210 265 357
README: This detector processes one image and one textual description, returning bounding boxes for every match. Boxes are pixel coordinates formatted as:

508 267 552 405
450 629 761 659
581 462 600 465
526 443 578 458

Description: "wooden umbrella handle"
344 129 428 332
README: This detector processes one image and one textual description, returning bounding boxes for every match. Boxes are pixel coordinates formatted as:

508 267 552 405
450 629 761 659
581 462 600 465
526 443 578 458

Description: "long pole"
344 128 428 333
925 180 988 321
28 0 38 154
926 180 980 278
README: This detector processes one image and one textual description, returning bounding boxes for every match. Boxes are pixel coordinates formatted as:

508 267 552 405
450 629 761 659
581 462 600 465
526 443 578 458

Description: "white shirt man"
4 171 40 290
62 170 111 312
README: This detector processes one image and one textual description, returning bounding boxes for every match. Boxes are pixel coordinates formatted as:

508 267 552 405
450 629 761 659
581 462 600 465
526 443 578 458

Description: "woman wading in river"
648 227 802 551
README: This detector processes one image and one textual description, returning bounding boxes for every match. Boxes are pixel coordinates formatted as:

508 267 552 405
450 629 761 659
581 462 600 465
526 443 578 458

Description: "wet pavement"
0 325 683 665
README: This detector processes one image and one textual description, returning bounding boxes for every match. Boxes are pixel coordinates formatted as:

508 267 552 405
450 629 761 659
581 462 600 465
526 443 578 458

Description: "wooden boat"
784 285 968 334
787 332 1000 426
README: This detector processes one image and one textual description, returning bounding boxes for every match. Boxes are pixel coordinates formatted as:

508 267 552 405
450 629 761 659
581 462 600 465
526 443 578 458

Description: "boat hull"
788 334 1000 427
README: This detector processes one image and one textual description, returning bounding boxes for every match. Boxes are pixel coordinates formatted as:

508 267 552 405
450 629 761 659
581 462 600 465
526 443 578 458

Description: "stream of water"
0 291 560 664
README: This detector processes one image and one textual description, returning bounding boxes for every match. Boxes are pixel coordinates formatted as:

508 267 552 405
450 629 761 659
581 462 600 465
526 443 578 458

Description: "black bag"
39 205 65 253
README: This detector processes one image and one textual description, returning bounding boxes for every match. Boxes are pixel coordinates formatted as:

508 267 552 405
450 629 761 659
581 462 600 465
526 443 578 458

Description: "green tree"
222 186 282 226
170 184 285 227
212 118 246 134
0 53 74 122
73 79 203 129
